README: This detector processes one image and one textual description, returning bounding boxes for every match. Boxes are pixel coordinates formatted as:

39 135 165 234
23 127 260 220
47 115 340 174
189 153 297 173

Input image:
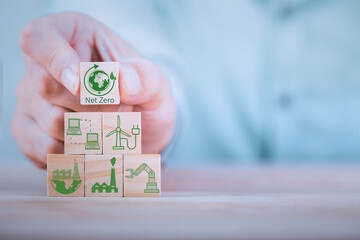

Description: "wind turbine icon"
106 115 131 150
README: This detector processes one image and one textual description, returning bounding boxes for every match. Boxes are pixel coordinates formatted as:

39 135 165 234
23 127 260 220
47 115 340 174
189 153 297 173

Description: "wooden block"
103 112 141 155
124 154 161 197
47 154 85 197
64 112 102 155
80 62 120 105
85 155 123 197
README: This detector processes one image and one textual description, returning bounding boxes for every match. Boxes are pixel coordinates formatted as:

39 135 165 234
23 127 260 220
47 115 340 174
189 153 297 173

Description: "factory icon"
92 157 118 193
50 159 82 194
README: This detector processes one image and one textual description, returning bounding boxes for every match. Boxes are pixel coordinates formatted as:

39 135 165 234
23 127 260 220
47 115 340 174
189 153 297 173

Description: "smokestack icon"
91 157 119 193
110 157 116 187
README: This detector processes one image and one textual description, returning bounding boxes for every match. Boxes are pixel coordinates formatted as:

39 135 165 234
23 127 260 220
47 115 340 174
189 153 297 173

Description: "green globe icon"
88 70 110 92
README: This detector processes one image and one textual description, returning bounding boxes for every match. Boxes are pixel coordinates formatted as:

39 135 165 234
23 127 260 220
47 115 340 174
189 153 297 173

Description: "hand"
12 12 176 168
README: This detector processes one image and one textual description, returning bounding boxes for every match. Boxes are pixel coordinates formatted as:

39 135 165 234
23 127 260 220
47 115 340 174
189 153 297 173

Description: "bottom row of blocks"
47 154 161 197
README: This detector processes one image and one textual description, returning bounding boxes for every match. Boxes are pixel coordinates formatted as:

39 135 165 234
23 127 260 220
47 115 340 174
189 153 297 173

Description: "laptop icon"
85 133 100 150
67 118 81 135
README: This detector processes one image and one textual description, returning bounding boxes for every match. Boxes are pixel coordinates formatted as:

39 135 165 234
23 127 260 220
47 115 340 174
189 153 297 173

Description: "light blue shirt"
125 0 360 164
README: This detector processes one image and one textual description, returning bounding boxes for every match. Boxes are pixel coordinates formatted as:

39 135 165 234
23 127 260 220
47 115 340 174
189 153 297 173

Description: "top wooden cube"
80 62 120 105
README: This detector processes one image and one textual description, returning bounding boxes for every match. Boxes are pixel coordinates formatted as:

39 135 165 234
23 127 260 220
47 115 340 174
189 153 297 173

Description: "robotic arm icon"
125 163 160 193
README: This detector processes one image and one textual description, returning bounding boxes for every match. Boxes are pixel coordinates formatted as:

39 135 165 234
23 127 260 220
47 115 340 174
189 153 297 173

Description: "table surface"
1 164 360 240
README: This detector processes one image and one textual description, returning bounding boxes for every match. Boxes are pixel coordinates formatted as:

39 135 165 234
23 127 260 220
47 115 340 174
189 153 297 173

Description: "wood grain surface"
84 155 123 197
80 62 120 105
1 164 360 240
64 112 102 155
102 112 141 155
124 154 161 197
47 155 85 197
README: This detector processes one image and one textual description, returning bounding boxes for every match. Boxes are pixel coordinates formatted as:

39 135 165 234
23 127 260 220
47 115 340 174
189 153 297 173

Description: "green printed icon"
106 115 140 150
67 117 99 151
84 64 116 96
92 157 118 193
50 160 81 194
67 118 81 135
85 133 100 150
126 163 160 193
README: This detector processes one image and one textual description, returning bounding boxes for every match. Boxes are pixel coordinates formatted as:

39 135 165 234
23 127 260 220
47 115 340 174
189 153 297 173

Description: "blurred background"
1 0 360 166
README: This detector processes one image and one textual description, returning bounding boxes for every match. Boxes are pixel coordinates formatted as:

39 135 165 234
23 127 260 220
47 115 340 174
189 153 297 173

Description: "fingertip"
74 84 81 96
61 68 79 95
119 58 167 106
74 76 81 96
119 63 141 99
19 21 36 53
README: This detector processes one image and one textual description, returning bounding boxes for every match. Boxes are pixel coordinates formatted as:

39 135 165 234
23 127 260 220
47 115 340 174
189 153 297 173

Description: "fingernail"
61 68 78 94
120 64 141 96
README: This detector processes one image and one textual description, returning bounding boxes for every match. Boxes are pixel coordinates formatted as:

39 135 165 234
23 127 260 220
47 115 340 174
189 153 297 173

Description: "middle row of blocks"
64 112 141 155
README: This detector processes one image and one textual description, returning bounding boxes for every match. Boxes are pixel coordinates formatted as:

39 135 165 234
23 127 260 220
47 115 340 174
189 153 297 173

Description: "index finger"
19 13 81 94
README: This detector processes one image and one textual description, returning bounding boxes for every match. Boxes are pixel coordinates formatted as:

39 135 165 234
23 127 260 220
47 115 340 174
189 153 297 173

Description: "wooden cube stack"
47 62 161 197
